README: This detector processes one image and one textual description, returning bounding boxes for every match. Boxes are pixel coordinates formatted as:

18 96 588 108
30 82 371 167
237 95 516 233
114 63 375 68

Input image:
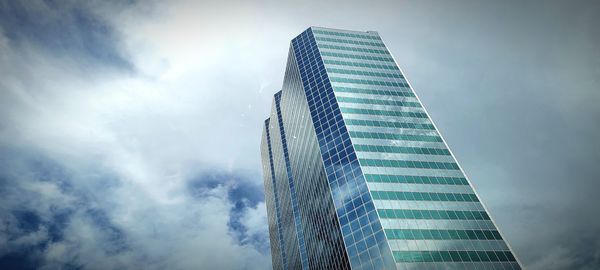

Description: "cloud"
528 241 600 270
0 1 132 70
0 147 271 269
0 1 273 269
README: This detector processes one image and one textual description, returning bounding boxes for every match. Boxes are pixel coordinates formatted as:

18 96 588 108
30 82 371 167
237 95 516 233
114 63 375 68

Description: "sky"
0 0 599 269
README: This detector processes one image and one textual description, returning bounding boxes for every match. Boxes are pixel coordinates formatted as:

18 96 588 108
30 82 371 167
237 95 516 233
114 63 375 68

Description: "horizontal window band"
313 29 381 41
393 250 516 263
349 131 443 142
327 68 403 79
321 49 393 62
385 229 502 240
340 107 426 118
371 190 478 202
324 59 399 71
378 208 489 220
330 77 408 88
355 144 450 156
337 96 420 107
321 51 393 63
334 87 414 97
314 36 386 48
318 43 389 55
365 174 468 185
360 158 460 170
345 119 435 130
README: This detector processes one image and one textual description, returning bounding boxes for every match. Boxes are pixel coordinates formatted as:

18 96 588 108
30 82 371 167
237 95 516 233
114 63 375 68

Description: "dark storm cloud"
0 1 133 70
0 147 129 269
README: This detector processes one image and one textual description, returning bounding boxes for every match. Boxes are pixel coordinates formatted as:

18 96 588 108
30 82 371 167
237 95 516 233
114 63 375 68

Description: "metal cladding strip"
291 28 396 269
261 119 284 270
270 97 302 269
274 92 310 270
264 119 289 270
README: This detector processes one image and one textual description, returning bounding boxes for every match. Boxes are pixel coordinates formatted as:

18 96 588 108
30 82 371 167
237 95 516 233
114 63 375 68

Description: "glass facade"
260 27 521 270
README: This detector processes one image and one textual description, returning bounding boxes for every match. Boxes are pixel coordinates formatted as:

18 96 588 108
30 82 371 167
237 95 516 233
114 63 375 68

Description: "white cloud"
0 1 279 269
241 202 268 238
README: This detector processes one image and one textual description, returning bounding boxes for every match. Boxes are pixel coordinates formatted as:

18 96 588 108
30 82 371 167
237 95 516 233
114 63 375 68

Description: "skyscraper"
260 26 521 270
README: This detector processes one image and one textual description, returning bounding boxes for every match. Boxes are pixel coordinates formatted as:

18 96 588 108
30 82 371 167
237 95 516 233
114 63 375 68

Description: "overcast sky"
0 0 599 269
